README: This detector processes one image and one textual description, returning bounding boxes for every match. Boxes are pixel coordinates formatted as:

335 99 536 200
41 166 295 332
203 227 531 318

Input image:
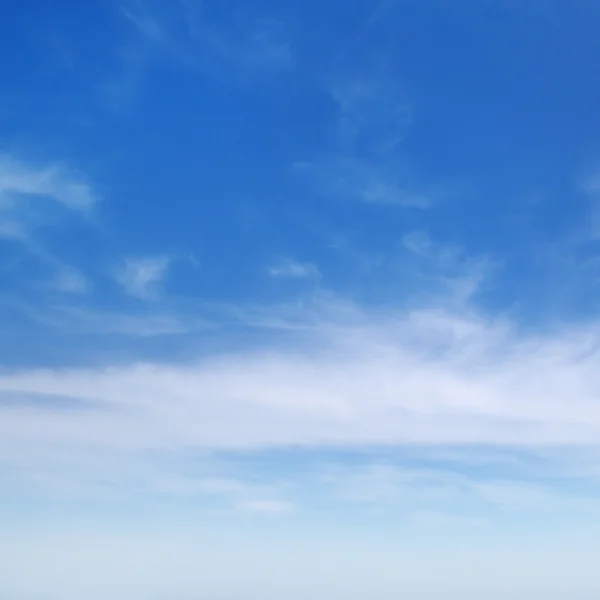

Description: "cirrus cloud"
2 296 600 458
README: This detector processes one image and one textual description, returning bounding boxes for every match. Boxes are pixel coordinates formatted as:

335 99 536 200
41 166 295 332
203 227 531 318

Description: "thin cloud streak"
0 156 96 215
295 156 430 207
120 0 292 81
268 258 320 279
0 155 95 293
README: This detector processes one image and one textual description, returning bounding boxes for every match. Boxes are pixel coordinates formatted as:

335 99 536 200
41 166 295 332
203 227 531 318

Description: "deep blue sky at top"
2 0 600 366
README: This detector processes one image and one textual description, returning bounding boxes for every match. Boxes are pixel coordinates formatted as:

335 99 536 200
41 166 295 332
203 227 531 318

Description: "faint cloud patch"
122 6 167 44
0 155 95 293
268 258 320 279
114 256 172 301
109 0 293 106
26 303 206 337
295 156 430 207
51 268 89 295
45 305 196 337
0 391 108 413
0 156 95 215
329 70 412 155
322 462 599 516
401 230 495 305
178 0 292 77
297 63 431 208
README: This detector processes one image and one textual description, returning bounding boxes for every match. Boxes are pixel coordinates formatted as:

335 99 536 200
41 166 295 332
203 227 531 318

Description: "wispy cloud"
50 267 89 295
329 69 412 155
113 0 292 102
4 294 600 457
0 156 95 215
297 66 431 208
295 156 430 207
0 442 292 511
322 462 596 516
114 256 172 300
0 155 95 292
181 5 292 77
22 303 200 337
122 6 166 44
401 230 494 304
268 258 320 279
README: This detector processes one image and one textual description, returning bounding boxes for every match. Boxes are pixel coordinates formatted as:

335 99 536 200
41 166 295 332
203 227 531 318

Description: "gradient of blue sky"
2 0 600 598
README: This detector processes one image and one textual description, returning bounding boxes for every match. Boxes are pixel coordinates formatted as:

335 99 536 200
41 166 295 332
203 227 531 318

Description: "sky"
2 0 600 598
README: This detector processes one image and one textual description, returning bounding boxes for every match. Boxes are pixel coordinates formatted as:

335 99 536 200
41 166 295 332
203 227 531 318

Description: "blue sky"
2 0 600 598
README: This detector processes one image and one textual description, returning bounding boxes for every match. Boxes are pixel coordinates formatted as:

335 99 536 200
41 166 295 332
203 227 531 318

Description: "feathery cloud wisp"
268 258 320 279
0 155 95 292
297 67 430 207
295 156 430 207
119 0 292 86
0 156 95 214
0 156 95 243
114 256 172 300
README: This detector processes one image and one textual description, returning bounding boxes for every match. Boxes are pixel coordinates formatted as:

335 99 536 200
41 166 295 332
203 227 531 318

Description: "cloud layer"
2 297 600 458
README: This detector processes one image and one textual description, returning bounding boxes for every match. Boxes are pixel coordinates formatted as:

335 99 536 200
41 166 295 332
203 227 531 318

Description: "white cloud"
0 235 597 504
268 258 320 279
4 296 600 459
0 156 94 245
114 256 171 300
0 156 95 214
